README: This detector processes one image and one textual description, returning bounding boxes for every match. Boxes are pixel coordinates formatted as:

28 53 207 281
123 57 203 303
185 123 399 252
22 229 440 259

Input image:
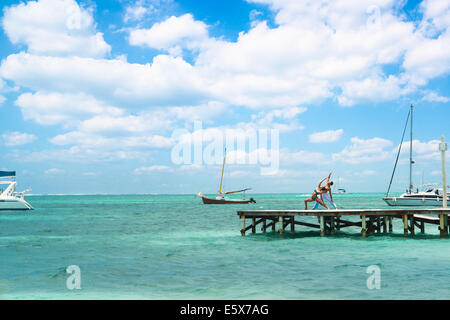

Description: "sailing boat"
0 171 33 210
335 177 346 194
383 104 450 206
197 149 256 204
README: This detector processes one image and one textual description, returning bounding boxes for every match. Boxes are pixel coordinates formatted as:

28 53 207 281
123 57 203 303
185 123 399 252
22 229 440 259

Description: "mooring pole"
409 104 414 193
441 136 448 208
440 136 448 237
319 216 325 236
279 216 283 235
403 214 408 237
361 215 366 237
241 216 246 236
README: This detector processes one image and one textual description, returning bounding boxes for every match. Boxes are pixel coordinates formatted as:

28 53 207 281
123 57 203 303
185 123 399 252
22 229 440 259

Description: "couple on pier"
304 172 337 210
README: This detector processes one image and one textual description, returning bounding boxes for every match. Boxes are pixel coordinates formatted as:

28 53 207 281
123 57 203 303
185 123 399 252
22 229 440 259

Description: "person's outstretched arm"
327 171 332 182
318 177 327 188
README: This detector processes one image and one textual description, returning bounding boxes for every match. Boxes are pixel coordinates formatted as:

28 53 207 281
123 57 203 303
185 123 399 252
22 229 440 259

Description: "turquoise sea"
1 193 449 300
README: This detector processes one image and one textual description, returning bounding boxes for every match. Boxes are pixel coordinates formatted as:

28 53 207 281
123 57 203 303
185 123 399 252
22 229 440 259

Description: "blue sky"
0 0 449 195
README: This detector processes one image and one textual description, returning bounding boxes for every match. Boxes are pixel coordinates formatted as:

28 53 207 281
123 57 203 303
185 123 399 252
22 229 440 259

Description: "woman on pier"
304 178 330 210
313 172 337 209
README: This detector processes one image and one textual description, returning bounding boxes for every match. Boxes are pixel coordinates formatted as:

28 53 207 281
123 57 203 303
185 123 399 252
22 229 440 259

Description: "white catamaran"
383 105 450 206
0 171 33 210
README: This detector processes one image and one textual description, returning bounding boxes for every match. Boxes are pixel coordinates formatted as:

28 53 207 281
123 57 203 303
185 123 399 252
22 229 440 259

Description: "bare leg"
316 198 329 210
304 197 314 209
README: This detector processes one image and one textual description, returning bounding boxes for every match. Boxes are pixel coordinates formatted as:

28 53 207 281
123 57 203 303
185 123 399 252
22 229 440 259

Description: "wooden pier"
237 208 450 238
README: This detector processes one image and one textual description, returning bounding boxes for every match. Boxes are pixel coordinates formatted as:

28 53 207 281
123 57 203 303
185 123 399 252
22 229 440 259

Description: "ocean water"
1 193 449 300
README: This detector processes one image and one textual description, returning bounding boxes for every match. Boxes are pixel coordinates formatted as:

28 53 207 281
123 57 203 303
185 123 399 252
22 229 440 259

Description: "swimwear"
313 192 337 209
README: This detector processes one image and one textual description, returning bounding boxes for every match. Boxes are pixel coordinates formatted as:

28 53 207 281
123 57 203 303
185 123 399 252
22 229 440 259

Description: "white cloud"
396 139 441 161
431 170 441 176
338 75 407 106
309 129 343 143
249 107 306 132
355 169 377 176
281 149 330 165
2 131 37 146
2 0 450 168
0 95 6 106
10 146 150 163
2 0 110 58
1 53 208 108
134 165 173 174
50 131 173 149
421 91 450 103
45 168 65 175
124 1 151 23
3 0 450 114
418 0 450 36
129 14 209 54
332 137 393 164
15 92 123 127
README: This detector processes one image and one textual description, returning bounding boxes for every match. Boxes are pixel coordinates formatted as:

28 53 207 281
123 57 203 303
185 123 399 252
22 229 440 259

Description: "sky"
0 0 449 195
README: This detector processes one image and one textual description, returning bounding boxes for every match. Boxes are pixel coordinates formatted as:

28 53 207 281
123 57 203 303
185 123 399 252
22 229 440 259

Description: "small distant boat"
383 104 449 206
198 149 256 204
0 171 33 211
334 177 346 193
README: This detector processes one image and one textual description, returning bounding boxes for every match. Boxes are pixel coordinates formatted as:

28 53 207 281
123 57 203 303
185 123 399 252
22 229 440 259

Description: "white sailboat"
335 177 346 194
383 105 449 206
0 171 33 210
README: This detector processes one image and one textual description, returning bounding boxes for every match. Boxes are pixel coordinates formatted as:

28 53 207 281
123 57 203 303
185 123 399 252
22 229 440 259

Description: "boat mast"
218 148 226 197
409 104 413 193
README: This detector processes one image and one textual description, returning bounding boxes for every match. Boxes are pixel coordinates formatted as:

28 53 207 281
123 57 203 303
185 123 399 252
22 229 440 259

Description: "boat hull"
383 197 449 207
0 198 33 210
201 196 255 204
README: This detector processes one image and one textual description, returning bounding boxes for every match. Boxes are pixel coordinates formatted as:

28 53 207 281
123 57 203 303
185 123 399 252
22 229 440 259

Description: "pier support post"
439 213 448 237
410 216 415 236
330 216 335 235
262 218 267 233
369 217 375 235
420 221 425 233
361 215 366 237
336 217 341 230
388 216 393 232
272 218 276 232
382 216 387 233
279 216 283 235
290 217 295 234
320 216 325 237
403 215 408 237
241 216 246 236
252 217 256 234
